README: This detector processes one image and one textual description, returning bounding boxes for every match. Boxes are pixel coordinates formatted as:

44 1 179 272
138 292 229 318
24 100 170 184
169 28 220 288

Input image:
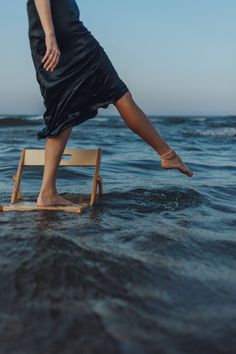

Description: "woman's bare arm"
34 0 61 71
34 0 55 36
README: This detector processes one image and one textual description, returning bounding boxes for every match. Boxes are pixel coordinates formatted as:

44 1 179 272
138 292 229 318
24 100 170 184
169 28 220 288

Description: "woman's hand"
42 32 61 71
33 0 60 71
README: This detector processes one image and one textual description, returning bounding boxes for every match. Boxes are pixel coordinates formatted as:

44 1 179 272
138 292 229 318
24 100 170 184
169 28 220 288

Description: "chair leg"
11 176 21 204
90 181 97 207
11 149 25 204
90 149 102 207
97 176 103 196
13 176 22 201
90 175 103 207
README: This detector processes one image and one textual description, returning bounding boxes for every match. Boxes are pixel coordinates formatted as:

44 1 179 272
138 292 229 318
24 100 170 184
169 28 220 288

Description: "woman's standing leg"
37 126 78 207
113 91 193 177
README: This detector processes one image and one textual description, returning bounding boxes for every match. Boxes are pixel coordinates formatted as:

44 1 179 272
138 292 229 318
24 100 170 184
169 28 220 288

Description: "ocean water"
0 114 235 354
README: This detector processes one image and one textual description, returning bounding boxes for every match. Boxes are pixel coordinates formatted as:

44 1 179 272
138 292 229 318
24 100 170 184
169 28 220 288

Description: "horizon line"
0 113 235 118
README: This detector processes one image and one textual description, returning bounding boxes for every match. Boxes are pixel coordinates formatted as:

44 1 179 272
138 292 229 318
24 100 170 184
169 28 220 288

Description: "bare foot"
160 149 193 177
37 191 78 207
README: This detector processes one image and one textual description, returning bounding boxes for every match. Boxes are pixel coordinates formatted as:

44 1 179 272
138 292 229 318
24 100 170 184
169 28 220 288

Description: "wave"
156 116 236 128
0 115 116 128
0 115 43 127
183 127 236 137
0 114 235 128
92 187 204 214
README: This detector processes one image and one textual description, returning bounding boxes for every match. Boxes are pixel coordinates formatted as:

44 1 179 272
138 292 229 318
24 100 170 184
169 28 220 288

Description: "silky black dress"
26 0 129 140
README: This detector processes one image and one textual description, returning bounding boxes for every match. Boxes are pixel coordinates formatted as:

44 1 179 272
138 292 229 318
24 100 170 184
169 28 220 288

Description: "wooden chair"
0 148 103 214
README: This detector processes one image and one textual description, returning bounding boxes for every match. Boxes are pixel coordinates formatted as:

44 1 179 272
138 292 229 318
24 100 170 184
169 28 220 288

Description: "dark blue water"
0 114 235 354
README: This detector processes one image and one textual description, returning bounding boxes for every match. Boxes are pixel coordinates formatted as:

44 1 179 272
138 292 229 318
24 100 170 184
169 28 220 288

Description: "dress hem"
36 87 129 140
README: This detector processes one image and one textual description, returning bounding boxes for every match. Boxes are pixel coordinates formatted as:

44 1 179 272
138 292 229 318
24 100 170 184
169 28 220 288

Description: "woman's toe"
184 167 193 177
179 163 193 177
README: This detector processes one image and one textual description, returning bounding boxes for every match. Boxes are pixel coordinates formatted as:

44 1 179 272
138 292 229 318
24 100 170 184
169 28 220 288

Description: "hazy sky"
0 0 235 116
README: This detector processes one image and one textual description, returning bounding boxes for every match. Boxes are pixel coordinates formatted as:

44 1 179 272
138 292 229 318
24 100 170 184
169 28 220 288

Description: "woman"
26 0 193 207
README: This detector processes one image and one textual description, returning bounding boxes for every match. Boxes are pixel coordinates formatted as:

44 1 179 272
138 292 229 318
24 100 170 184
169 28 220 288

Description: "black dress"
26 0 129 140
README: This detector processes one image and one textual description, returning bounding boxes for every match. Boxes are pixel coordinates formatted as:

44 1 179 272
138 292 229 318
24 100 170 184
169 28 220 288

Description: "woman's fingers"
42 50 53 69
41 51 48 64
41 49 52 66
41 33 61 71
44 52 56 71
49 51 61 71
43 50 58 70
42 49 61 71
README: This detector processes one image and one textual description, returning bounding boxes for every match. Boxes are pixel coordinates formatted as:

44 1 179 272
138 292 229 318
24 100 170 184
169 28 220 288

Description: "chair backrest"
10 148 102 206
23 149 100 166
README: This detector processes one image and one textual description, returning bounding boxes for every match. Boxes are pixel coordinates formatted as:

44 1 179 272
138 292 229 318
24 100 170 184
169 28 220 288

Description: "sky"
0 0 235 116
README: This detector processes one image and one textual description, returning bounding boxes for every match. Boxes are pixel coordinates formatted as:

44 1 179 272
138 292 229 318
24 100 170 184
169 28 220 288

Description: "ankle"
160 149 177 160
39 188 57 198
156 146 173 158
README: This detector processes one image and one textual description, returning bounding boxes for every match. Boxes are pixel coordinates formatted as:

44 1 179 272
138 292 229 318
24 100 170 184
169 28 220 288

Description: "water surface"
0 114 235 354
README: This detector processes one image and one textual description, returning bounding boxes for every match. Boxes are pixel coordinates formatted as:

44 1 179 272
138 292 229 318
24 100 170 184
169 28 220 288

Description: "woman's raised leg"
37 126 78 207
113 91 193 177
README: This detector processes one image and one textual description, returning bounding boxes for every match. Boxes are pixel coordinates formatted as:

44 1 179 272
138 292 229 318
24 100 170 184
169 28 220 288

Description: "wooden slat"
24 149 99 166
0 201 87 214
